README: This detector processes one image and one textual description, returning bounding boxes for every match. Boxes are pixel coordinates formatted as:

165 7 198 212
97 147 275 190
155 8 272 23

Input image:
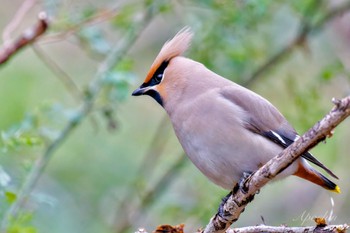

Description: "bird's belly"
172 114 298 190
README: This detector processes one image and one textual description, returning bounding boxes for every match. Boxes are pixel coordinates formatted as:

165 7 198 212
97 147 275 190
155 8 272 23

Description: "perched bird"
132 28 340 193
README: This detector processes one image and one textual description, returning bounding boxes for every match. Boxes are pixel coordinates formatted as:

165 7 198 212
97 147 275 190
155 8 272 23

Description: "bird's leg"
217 171 260 221
220 191 232 208
239 171 259 204
218 191 232 221
239 171 253 194
217 171 254 220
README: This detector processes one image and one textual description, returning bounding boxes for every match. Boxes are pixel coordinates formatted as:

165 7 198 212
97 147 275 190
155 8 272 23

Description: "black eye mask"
147 60 169 87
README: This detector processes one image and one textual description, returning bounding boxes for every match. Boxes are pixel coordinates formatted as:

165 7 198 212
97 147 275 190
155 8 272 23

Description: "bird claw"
239 171 253 194
217 172 254 220
218 191 232 221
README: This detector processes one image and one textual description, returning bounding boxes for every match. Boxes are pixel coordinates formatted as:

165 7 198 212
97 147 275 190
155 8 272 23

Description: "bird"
132 27 340 194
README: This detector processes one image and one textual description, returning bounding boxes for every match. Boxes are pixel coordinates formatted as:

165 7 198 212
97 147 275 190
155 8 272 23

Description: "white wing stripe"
271 131 286 144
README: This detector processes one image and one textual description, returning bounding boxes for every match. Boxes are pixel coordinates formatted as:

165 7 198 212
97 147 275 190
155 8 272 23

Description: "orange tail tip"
294 162 340 193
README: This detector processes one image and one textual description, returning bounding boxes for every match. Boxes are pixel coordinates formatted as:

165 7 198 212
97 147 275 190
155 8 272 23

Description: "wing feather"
220 86 338 179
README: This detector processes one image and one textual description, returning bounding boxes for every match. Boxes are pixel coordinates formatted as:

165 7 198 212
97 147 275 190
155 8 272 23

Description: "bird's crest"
144 27 193 83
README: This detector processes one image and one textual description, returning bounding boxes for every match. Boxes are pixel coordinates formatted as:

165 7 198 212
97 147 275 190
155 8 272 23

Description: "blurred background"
0 0 349 232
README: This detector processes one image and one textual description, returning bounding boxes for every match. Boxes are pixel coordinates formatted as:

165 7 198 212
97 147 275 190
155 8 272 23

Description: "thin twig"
32 44 82 101
32 44 100 130
203 96 350 233
0 12 49 65
0 2 158 231
39 8 118 44
2 0 37 44
314 1 350 31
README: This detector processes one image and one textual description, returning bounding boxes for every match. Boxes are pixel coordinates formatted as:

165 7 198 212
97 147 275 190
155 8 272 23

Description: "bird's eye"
154 73 163 82
148 60 168 86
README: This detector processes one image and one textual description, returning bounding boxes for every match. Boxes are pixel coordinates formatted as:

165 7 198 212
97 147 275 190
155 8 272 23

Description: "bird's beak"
132 86 145 96
131 85 163 106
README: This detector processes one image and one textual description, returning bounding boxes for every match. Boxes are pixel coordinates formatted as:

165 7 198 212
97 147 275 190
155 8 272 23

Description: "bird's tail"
294 161 341 193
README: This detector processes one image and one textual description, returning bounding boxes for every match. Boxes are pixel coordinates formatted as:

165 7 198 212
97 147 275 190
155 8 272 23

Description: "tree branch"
2 0 37 43
203 95 350 233
227 224 349 233
39 8 118 44
0 12 49 65
133 223 349 233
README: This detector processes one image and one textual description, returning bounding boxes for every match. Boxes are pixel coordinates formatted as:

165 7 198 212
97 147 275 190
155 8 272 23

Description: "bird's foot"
239 171 253 194
218 172 255 220
217 172 254 220
218 191 232 221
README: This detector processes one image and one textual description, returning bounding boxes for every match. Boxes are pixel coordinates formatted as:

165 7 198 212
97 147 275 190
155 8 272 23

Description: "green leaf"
114 58 134 72
321 69 333 81
5 191 17 204
320 61 344 81
8 226 37 233
158 1 172 13
82 6 96 19
111 4 137 29
6 212 37 233
17 136 43 146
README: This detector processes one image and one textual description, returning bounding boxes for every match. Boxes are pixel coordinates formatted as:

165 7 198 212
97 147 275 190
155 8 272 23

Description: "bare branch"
39 8 118 44
227 224 349 233
0 12 49 65
203 96 350 233
2 0 37 43
133 223 349 233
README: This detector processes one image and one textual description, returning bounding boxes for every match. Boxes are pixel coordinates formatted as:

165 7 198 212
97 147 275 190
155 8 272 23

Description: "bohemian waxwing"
132 27 340 193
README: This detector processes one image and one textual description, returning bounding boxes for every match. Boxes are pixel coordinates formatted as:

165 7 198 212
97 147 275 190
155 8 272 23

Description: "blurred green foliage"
0 0 349 233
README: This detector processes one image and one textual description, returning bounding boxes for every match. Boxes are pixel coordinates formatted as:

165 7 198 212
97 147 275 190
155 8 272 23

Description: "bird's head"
132 27 193 107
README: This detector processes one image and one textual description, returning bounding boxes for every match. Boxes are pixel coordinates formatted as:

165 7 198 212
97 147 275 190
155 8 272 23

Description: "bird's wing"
220 86 338 179
262 129 338 179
